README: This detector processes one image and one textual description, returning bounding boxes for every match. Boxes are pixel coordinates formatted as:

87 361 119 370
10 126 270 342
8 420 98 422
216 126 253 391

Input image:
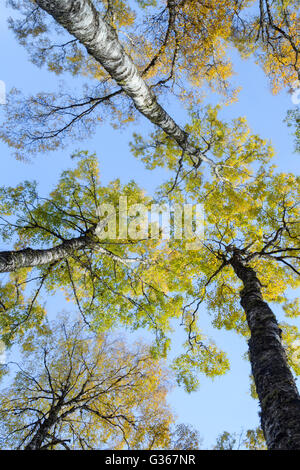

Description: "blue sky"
0 1 299 449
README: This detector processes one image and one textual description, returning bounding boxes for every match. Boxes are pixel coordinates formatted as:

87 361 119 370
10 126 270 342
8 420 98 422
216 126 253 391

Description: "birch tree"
1 107 299 448
0 152 172 345
0 317 174 450
2 0 298 165
0 1 299 447
0 152 229 384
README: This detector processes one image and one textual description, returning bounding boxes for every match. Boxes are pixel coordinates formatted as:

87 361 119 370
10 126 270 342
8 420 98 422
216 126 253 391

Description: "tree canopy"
0 0 299 450
0 316 175 449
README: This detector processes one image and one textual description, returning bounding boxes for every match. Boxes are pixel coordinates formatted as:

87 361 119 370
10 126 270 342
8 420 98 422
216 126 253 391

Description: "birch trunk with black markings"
0 233 94 272
35 0 204 165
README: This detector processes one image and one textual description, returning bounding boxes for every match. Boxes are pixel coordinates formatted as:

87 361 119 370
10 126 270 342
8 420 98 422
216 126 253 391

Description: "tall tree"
133 107 300 448
1 1 299 448
0 152 170 345
1 107 299 447
0 152 229 385
0 316 174 449
2 0 298 164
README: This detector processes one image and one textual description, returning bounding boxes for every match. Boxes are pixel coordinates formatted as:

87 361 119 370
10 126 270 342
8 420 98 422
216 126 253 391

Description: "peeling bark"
231 250 300 450
35 0 203 165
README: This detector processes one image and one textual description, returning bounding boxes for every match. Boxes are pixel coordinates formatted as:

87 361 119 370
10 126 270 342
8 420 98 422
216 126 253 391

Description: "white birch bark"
35 0 205 166
0 233 93 272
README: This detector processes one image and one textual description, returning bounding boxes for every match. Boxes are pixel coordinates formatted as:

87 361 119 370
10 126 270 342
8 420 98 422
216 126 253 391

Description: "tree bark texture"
231 251 300 450
0 233 94 272
35 0 202 163
24 402 63 450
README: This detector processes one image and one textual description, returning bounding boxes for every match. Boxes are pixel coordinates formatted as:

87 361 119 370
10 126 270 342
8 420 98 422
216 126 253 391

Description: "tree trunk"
35 0 203 164
0 232 93 272
24 403 63 450
230 250 300 450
